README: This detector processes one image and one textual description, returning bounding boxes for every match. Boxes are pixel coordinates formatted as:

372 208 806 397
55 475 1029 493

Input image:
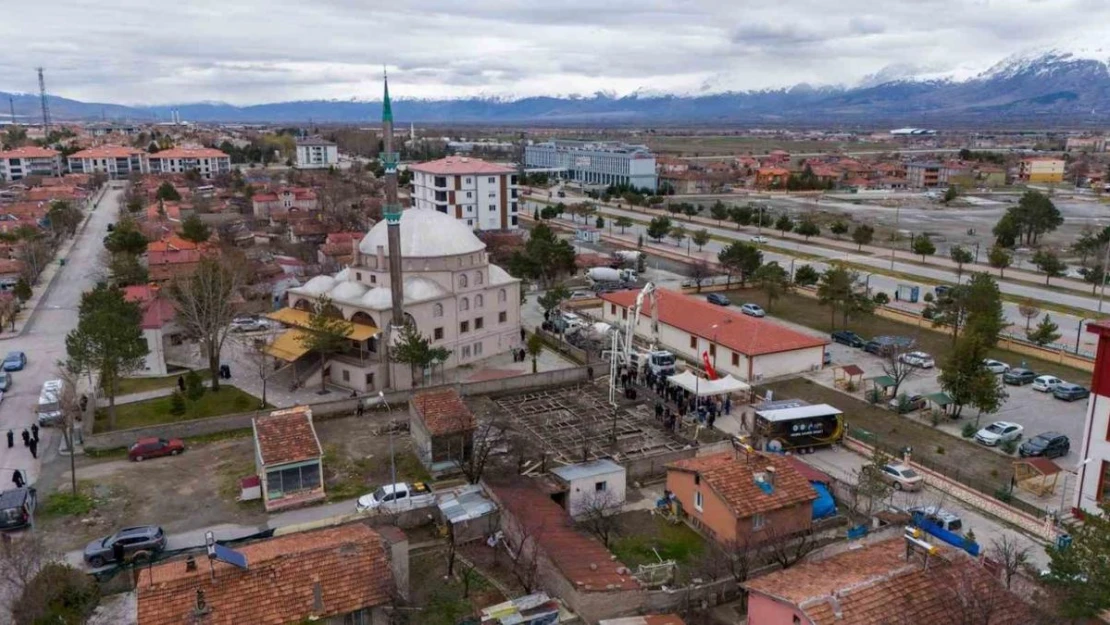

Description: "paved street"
0 188 121 488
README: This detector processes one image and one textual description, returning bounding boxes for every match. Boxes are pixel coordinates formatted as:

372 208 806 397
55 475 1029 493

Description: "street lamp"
1076 318 1092 355
890 205 901 270
710 323 720 369
973 241 981 264
377 391 397 491
1061 458 1093 512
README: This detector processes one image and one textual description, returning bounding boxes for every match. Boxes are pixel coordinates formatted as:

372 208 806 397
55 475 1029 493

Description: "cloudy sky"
1 0 1108 105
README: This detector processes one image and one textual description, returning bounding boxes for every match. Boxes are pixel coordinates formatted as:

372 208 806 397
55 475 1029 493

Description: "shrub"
994 487 1013 503
184 370 205 401
929 410 943 427
844 381 858 393
961 423 977 438
923 292 934 303
865 389 883 404
935 446 945 455
169 390 186 416
12 562 100 625
873 292 890 305
1001 439 1018 455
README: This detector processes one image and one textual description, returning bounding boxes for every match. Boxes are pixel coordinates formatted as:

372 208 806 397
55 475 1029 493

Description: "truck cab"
355 482 435 513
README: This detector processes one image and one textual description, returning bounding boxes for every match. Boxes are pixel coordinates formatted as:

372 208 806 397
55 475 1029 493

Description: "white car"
982 359 1010 374
751 235 768 244
975 421 1024 447
568 291 594 301
559 312 586 330
899 351 935 369
1031 375 1062 393
740 303 766 318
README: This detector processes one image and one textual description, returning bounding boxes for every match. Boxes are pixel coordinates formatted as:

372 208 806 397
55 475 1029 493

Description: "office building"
525 140 657 191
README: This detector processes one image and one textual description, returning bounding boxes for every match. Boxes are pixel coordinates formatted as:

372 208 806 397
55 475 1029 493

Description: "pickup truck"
355 482 435 513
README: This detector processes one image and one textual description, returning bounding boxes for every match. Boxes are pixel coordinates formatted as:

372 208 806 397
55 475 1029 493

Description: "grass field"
114 370 210 396
643 136 893 157
95 385 263 431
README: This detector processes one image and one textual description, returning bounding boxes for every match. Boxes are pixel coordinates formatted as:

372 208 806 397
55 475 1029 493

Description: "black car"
84 525 167 567
1019 432 1070 459
0 487 36 531
934 285 952 298
830 330 864 348
1003 368 1037 385
706 293 731 306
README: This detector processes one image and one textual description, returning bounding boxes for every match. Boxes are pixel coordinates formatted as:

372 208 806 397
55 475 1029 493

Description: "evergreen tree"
180 214 211 244
912 234 936 261
829 220 849 239
691 228 711 251
775 214 794 234
717 241 762 287
793 264 820 287
987 245 1011 278
851 224 874 251
296 296 354 392
1027 314 1061 346
1032 249 1067 285
752 262 791 311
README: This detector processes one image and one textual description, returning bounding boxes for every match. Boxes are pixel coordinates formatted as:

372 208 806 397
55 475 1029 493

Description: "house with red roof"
599 288 827 382
147 146 231 179
0 146 62 181
146 234 214 282
316 231 362 268
67 145 148 178
253 406 325 511
410 156 520 231
123 284 180 376
755 166 792 189
252 186 319 219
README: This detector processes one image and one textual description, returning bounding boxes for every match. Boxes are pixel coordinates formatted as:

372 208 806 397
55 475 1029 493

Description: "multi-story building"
251 186 319 219
906 162 942 188
525 140 657 191
410 156 519 231
1074 322 1110 516
294 137 339 169
1018 156 1066 183
67 145 148 178
147 147 231 179
1066 136 1106 153
0 146 62 181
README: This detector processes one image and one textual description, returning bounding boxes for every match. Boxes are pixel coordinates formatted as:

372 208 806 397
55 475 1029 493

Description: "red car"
128 437 185 462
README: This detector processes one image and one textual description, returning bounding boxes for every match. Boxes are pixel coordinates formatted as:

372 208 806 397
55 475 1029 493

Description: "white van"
36 379 65 426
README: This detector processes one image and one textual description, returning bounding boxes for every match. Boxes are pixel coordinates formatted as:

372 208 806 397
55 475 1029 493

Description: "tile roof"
137 524 393 625
152 147 229 159
601 289 827 356
69 145 144 159
0 146 59 158
600 615 686 625
489 480 639 592
669 451 816 518
123 284 177 329
743 538 1033 625
412 388 475 436
411 156 516 176
253 406 322 466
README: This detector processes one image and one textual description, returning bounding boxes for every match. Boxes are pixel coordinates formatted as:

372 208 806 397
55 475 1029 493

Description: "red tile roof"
601 288 826 356
253 406 322 466
0 146 59 158
69 145 144 159
412 389 475 436
151 147 229 159
743 538 1032 625
0 259 25 276
489 481 639 592
669 451 816 518
137 524 393 625
411 156 516 176
123 284 177 329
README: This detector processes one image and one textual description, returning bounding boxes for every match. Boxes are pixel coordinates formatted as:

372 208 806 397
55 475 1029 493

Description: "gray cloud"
0 0 1105 104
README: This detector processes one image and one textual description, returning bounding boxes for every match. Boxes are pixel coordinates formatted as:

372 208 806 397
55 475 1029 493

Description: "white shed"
551 459 627 519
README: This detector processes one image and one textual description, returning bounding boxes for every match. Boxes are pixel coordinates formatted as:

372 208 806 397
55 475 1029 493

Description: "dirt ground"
36 412 427 552
406 547 507 625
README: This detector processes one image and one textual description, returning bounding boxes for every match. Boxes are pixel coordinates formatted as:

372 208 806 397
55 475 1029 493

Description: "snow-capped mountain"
2 47 1108 124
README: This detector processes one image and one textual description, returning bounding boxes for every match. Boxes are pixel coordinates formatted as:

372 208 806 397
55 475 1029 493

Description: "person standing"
30 424 39 444
21 429 30 447
5 430 12 448
28 438 37 459
11 470 23 488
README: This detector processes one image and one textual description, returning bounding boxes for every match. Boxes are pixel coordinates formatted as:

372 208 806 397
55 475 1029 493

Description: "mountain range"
2 48 1108 126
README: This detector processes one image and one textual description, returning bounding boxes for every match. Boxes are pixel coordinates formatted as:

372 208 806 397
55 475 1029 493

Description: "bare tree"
234 332 276 408
574 488 624 547
938 558 1017 625
506 524 544 594
55 362 87 496
0 296 18 332
762 525 819 569
880 345 918 399
458 419 509 485
17 239 54 285
988 535 1032 590
1018 301 1041 331
170 255 246 391
687 260 712 293
851 446 895 517
0 534 50 615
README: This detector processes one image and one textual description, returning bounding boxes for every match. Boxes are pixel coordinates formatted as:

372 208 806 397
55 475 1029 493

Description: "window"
732 352 740 367
460 297 469 311
466 191 472 198
342 370 350 382
694 491 703 511
266 462 321 500
1100 461 1110 503
752 513 766 530
365 373 374 387
595 481 607 492
461 345 471 358
434 327 444 340
475 294 483 308
433 303 443 318
467 219 473 227
465 178 472 184
622 308 627 320
344 608 372 625
498 289 507 303
489 204 496 212
460 320 469 333
499 311 507 323
709 344 716 358
459 274 468 288
370 274 377 284
511 215 518 226
694 473 700 485
356 272 362 281
475 317 484 330
475 272 483 285
488 177 495 183
474 341 483 356
689 335 697 349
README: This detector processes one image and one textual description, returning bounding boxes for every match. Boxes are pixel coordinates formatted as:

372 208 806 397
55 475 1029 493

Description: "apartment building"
147 147 231 179
1018 156 1066 183
1074 321 1110 516
0 146 63 181
67 145 148 178
905 162 942 188
525 140 657 191
410 156 519 231
295 137 339 169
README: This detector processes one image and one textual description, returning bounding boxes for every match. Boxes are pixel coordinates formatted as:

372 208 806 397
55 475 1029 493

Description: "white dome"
360 287 393 309
489 264 515 285
358 209 485 258
330 281 369 303
300 275 337 295
404 276 447 302
334 267 351 281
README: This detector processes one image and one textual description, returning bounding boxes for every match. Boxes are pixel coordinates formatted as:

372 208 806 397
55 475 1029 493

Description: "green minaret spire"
382 71 393 123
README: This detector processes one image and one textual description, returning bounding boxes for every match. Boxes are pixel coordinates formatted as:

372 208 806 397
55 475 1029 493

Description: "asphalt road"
0 187 121 489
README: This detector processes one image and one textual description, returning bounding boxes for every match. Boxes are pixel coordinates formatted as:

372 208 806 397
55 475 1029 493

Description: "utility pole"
37 67 51 139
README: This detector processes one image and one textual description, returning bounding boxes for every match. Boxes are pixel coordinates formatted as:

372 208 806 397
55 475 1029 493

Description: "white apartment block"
525 140 657 191
295 137 339 169
0 146 62 181
148 147 231 179
67 146 149 178
410 156 520 231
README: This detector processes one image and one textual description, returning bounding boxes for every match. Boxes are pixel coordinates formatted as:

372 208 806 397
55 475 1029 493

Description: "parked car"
0 487 36 531
230 316 273 333
740 303 766 318
751 235 767 243
1003 368 1037 385
909 506 963 532
1019 432 1070 459
982 359 1010 374
84 525 167 567
888 394 928 414
2 351 26 372
356 482 436 513
568 290 594 301
823 351 832 365
1053 383 1090 402
1032 375 1063 393
830 330 865 348
899 351 935 369
975 421 1024 446
934 285 952 298
879 463 923 491
558 311 586 331
0 372 11 392
863 335 914 355
706 293 731 306
128 437 185 462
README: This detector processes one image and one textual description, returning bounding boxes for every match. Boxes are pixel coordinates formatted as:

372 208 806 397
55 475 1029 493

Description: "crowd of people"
612 362 734 434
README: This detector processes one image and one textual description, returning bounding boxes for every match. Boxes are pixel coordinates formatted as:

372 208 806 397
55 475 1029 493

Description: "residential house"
655 157 689 175
147 147 231 179
253 406 325 511
290 219 330 244
599 616 685 625
550 459 627 520
317 232 363 269
136 524 403 625
1018 156 1066 183
659 171 711 194
906 162 942 188
755 167 791 189
252 187 319 219
743 537 1033 625
295 137 339 169
0 259 25 291
409 388 475 473
976 165 1008 188
410 156 520 231
146 235 210 282
0 146 62 181
67 145 148 178
1066 135 1106 153
123 284 180 376
666 450 817 546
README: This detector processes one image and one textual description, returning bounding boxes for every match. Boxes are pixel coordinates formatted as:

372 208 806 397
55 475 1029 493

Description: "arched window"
460 297 470 311
459 274 468 288
475 271 483 285
475 294 484 308
432 303 444 318
498 289 507 303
